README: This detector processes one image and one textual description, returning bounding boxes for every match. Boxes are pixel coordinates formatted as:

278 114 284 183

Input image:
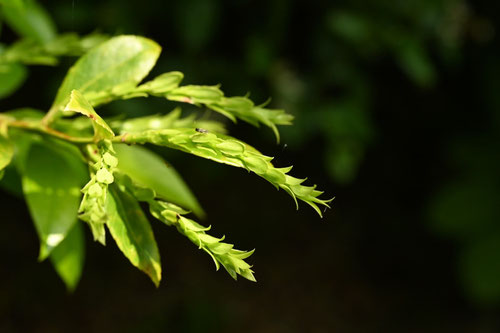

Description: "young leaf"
49 222 85 292
0 135 14 172
106 185 162 286
64 89 114 141
0 39 58 65
49 35 161 117
2 0 56 43
22 142 87 260
114 144 205 218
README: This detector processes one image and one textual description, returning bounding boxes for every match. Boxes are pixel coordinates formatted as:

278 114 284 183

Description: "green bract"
0 5 331 290
119 128 332 216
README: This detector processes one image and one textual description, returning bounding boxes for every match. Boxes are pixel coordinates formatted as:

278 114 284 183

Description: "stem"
8 120 94 144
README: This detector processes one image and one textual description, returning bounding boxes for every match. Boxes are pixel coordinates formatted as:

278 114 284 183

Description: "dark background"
2 0 500 331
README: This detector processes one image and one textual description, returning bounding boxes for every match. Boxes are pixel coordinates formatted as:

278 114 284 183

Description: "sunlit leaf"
22 142 87 260
64 89 114 140
114 144 205 218
49 221 85 292
51 35 161 113
106 186 161 286
0 129 38 197
78 67 293 140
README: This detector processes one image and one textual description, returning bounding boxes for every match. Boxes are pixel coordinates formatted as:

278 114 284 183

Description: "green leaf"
106 186 161 286
2 0 56 43
22 142 87 260
49 222 85 292
51 35 161 113
0 62 27 99
0 165 23 197
64 89 114 140
0 39 58 65
0 129 38 197
0 135 14 171
114 144 205 218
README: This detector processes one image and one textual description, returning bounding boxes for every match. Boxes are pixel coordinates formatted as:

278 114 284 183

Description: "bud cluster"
79 140 118 244
116 174 256 281
82 71 293 141
124 128 332 216
150 200 256 282
112 107 226 134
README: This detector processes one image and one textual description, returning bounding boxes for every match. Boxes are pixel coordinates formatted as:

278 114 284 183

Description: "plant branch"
8 119 94 143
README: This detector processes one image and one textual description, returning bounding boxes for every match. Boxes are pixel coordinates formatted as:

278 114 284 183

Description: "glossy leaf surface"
52 35 161 112
22 142 87 260
114 144 205 218
64 89 114 140
49 222 85 291
106 186 161 286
